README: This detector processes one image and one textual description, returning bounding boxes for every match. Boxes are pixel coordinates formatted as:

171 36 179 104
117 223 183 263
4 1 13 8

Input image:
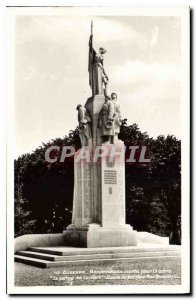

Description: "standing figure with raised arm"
88 21 109 96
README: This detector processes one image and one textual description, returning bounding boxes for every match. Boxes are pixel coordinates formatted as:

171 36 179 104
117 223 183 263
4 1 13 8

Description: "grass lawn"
14 257 181 286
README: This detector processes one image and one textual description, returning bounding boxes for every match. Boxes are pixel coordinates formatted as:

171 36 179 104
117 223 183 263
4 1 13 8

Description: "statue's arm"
107 102 115 121
118 105 122 120
77 106 84 124
102 62 108 80
85 109 92 123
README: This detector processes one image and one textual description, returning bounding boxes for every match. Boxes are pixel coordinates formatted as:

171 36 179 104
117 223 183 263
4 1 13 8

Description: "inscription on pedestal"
104 170 117 184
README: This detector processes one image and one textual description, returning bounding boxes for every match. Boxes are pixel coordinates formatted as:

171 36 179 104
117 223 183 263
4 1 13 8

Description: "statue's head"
76 104 82 110
111 93 117 100
99 47 106 55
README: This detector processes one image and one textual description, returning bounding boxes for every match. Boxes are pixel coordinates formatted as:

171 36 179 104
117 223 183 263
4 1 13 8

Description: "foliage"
14 180 36 237
14 122 181 244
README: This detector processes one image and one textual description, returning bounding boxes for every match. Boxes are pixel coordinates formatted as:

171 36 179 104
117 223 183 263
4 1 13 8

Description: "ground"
15 257 181 286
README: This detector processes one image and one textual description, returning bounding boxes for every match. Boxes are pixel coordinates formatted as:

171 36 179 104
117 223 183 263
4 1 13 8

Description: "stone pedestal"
70 155 93 227
63 225 137 248
63 141 137 247
101 142 126 228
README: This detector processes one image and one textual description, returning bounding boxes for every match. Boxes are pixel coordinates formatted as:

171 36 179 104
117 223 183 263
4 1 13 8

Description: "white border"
5 4 190 295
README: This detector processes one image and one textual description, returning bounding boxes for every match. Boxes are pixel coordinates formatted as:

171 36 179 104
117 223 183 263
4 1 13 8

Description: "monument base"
63 224 137 248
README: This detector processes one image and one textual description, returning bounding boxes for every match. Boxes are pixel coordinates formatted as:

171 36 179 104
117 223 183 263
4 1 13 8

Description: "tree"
149 135 181 243
119 123 181 242
14 123 181 244
14 178 36 238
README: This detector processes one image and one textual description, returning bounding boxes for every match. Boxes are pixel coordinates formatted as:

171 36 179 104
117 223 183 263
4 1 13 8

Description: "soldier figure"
99 93 122 144
76 105 92 149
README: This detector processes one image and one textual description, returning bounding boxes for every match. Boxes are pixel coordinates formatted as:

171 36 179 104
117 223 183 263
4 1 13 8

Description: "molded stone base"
137 231 169 245
63 226 137 248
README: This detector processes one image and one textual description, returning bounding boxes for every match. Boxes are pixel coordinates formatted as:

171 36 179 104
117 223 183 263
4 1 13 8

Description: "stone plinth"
71 154 93 227
63 225 137 248
101 141 126 228
63 141 137 247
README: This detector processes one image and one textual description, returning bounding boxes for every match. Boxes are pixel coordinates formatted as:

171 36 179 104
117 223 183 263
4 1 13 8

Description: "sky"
15 15 181 157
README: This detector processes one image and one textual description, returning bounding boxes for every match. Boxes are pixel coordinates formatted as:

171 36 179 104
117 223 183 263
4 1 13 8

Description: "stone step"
15 253 181 269
27 245 180 256
17 249 181 262
15 255 50 268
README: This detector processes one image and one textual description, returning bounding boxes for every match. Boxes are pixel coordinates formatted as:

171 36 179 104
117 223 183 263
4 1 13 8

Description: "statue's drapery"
88 34 94 90
88 34 105 95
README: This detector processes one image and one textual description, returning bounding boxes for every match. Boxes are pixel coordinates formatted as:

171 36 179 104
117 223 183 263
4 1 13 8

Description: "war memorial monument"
63 24 137 247
14 25 180 269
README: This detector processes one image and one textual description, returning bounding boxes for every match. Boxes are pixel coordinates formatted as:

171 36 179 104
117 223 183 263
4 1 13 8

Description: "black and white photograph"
5 5 190 294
